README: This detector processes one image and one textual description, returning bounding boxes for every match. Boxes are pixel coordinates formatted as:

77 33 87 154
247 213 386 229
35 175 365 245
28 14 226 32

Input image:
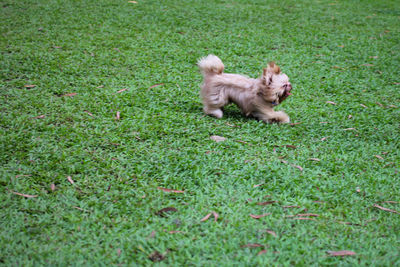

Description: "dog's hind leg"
253 109 290 123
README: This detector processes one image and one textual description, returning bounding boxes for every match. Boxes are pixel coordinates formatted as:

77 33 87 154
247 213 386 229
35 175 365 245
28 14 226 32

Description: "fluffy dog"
198 55 292 123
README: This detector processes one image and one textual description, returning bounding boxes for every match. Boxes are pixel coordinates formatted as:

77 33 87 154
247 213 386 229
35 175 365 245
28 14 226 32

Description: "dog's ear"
263 62 281 85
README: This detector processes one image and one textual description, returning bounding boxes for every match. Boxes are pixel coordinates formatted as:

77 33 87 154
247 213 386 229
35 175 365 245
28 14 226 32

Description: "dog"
198 55 292 123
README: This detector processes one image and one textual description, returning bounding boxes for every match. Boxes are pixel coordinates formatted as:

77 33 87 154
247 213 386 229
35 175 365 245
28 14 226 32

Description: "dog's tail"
197 54 224 76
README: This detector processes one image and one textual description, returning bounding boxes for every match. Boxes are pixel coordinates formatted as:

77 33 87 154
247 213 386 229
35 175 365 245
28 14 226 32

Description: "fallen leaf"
294 165 303 171
149 83 164 89
296 213 319 217
201 213 212 222
321 136 329 141
148 231 156 238
117 88 128 93
309 158 320 161
360 104 368 108
265 230 277 237
348 115 353 119
241 243 264 248
362 64 374 67
343 128 356 131
282 205 301 208
373 204 399 214
84 110 94 117
369 56 378 59
116 111 120 120
374 155 384 160
257 201 276 206
24 84 36 89
168 231 184 234
157 187 184 193
382 201 398 204
356 187 361 193
117 248 121 257
67 176 75 185
327 250 356 256
250 213 271 219
284 145 297 149
128 0 138 3
156 207 177 217
32 115 45 119
326 101 336 105
96 85 104 88
235 140 252 145
61 93 77 97
289 122 302 126
11 191 38 198
210 135 226 142
258 249 268 255
15 174 31 178
212 211 219 222
50 183 56 191
148 251 165 262
253 183 264 188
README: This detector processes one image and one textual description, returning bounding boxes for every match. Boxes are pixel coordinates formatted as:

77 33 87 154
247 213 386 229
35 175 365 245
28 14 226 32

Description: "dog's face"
259 62 292 104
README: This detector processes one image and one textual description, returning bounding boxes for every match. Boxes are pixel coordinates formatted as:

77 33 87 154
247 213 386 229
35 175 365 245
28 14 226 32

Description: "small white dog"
198 55 292 123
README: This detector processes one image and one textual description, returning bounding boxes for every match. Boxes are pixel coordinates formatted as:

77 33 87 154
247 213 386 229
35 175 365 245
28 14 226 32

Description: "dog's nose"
286 83 292 91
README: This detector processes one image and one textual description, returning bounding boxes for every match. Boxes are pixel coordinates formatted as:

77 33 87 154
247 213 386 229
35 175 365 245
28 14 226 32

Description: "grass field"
1 0 399 265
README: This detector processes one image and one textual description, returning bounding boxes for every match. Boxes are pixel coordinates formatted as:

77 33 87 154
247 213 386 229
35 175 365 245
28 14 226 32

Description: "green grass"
1 0 399 265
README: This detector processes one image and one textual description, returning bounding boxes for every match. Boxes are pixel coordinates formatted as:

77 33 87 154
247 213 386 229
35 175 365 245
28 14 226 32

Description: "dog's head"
259 62 292 105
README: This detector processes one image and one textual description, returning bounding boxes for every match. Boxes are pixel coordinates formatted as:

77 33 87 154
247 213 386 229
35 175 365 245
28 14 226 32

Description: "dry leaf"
32 115 45 119
253 183 264 188
343 128 356 131
210 135 226 142
258 249 268 255
84 110 94 117
11 191 38 198
116 111 120 120
61 93 77 97
50 183 56 191
116 88 128 93
360 104 368 108
156 207 177 217
309 158 320 161
67 176 75 185
241 243 264 248
117 248 121 257
284 145 297 149
148 251 165 262
282 205 301 208
201 213 212 222
265 230 277 237
149 83 164 89
373 204 399 214
128 1 138 3
250 213 271 219
321 136 329 141
374 155 384 160
326 101 336 105
168 231 184 234
294 165 303 171
327 250 356 256
24 84 36 89
212 211 219 222
296 213 319 217
348 115 353 119
15 174 31 178
96 85 104 88
256 201 276 206
157 187 184 193
362 64 374 67
382 201 398 204
289 122 302 126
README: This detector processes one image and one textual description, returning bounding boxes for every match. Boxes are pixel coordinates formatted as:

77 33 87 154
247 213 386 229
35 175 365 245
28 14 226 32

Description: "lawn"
1 0 399 265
